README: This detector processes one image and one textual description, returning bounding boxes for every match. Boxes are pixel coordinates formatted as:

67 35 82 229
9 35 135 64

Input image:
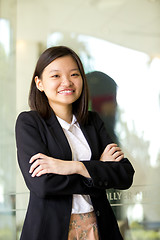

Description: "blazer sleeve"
82 112 135 190
15 111 97 198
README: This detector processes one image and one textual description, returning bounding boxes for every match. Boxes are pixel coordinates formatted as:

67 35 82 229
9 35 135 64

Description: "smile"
58 90 75 94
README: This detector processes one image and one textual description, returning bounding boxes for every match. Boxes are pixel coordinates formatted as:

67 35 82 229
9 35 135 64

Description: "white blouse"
56 115 94 214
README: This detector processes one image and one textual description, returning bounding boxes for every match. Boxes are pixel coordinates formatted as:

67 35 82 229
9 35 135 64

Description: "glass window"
0 0 16 239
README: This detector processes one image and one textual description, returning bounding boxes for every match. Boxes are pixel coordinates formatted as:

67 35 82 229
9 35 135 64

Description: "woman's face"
35 55 83 112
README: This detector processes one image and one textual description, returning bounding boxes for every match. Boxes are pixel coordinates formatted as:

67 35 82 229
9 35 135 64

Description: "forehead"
44 55 79 73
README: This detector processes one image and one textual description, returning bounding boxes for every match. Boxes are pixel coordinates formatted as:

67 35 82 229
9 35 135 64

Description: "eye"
71 73 80 77
51 74 59 78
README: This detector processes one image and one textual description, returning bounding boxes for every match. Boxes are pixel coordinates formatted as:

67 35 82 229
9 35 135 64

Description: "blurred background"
0 0 160 239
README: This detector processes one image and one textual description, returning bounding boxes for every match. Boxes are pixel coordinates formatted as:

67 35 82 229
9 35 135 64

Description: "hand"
29 153 90 178
29 153 76 177
100 143 124 162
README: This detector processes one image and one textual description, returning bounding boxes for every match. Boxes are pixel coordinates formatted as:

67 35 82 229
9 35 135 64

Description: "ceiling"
17 0 160 57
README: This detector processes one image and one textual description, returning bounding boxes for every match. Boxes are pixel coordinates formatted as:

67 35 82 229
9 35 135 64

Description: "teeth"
59 90 73 93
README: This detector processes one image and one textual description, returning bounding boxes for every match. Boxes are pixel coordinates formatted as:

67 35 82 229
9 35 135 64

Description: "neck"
51 104 73 123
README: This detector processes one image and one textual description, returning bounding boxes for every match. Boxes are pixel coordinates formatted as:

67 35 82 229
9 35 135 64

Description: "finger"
36 169 48 177
29 153 45 163
100 158 114 162
104 143 117 153
113 151 123 159
29 159 44 173
109 147 121 155
114 153 124 162
31 165 46 177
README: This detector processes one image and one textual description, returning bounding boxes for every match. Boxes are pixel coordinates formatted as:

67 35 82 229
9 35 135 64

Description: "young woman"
15 46 135 240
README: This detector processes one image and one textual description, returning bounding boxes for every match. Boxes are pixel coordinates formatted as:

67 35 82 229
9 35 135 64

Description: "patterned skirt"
68 211 99 240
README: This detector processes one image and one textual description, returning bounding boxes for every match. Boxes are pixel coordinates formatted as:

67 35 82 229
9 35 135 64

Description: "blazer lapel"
46 111 72 160
80 124 100 161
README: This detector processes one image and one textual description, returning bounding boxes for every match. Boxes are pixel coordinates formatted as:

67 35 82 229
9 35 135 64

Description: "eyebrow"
49 68 79 74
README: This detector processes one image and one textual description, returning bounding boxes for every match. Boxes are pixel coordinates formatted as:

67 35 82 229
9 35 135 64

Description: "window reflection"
86 71 118 144
0 19 10 55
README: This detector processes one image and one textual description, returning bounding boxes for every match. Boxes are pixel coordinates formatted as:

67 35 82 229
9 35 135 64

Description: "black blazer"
15 110 134 240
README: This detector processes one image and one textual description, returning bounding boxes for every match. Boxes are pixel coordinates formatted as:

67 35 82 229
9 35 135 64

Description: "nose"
61 76 73 86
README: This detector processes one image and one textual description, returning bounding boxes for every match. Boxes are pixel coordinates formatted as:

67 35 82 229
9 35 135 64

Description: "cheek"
42 85 54 99
43 82 59 92
77 79 83 92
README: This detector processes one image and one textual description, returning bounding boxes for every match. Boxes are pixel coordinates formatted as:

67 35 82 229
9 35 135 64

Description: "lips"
58 89 75 94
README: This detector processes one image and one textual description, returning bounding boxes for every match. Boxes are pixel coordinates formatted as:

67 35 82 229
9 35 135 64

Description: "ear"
35 76 44 92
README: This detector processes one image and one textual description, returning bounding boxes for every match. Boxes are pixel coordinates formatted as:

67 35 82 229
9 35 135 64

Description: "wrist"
74 161 83 174
75 161 91 178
